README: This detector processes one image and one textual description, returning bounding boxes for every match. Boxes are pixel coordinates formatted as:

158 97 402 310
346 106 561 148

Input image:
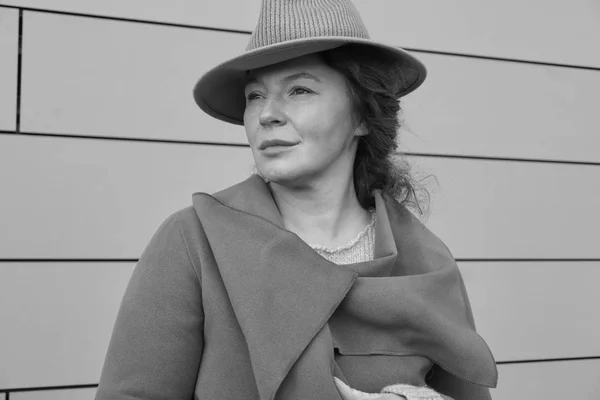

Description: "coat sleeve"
96 212 204 400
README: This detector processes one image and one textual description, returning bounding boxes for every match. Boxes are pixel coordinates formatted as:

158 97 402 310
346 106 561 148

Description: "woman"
96 1 498 399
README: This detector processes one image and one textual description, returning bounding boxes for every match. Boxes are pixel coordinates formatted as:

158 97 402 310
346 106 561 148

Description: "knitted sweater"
310 210 377 264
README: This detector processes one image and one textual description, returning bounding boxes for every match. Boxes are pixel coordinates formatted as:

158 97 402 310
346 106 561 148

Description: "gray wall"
0 1 599 398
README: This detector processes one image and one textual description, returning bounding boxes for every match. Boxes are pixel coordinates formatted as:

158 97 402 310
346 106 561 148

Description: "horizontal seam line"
455 258 600 262
0 4 251 35
0 130 251 148
0 259 139 263
404 47 600 71
404 152 600 167
1 258 599 263
2 131 599 166
0 384 98 393
497 356 600 365
2 356 600 391
0 4 598 71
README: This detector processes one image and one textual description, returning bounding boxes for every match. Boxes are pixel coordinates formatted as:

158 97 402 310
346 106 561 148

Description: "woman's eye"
246 92 262 101
290 87 311 95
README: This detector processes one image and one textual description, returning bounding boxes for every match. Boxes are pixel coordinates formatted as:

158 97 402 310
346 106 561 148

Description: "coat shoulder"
139 205 211 286
156 204 216 241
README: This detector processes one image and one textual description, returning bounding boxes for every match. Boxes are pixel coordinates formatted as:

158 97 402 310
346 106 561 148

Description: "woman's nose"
258 98 286 127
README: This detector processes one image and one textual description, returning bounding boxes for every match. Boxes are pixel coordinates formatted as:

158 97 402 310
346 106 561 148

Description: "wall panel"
404 156 599 259
418 157 600 259
400 53 600 163
11 388 96 400
354 0 600 68
20 11 249 144
0 134 255 258
493 360 600 400
0 0 261 33
20 11 600 162
0 262 134 388
1 135 598 259
459 261 600 362
0 7 18 131
3 0 600 67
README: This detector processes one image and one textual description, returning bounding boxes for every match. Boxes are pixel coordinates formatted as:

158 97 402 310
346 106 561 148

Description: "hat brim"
193 37 427 125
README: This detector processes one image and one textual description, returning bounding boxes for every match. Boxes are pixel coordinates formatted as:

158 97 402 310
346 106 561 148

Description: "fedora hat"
193 0 427 125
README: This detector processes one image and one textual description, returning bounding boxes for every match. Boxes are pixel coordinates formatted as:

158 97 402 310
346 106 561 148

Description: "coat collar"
192 174 497 400
207 174 398 277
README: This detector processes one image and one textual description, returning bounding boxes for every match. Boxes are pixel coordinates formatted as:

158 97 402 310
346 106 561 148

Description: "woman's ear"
354 121 368 137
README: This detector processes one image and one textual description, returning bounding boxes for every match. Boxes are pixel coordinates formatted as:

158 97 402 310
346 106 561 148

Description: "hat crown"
247 0 370 51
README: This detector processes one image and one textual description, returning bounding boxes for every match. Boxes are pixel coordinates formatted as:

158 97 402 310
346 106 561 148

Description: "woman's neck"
267 175 372 248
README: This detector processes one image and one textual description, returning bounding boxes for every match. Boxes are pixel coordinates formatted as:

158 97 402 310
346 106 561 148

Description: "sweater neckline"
309 210 376 253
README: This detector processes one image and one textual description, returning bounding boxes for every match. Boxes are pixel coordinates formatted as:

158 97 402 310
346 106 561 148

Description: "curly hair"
321 44 429 214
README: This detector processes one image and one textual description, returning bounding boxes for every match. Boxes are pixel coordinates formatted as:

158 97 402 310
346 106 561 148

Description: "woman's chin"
260 171 297 185
257 167 306 187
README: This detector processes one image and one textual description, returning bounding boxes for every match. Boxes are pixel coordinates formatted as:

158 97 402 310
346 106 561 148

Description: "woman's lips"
258 139 299 150
260 143 298 154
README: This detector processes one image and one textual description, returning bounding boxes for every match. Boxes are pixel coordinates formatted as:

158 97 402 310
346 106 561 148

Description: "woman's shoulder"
152 176 264 253
155 205 202 236
146 206 209 264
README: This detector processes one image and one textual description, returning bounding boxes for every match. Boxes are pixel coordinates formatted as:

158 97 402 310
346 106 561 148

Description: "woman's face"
243 53 362 188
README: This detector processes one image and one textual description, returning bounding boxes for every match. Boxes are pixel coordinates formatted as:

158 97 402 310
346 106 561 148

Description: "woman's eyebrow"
282 72 321 83
246 72 321 86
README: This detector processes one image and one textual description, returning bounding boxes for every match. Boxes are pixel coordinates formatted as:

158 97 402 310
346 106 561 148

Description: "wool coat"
96 174 498 400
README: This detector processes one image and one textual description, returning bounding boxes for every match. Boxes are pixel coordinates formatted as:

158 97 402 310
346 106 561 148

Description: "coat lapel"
192 175 358 400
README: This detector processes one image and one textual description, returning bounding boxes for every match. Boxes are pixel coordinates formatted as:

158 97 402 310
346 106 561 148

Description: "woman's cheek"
243 114 259 144
243 103 259 124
